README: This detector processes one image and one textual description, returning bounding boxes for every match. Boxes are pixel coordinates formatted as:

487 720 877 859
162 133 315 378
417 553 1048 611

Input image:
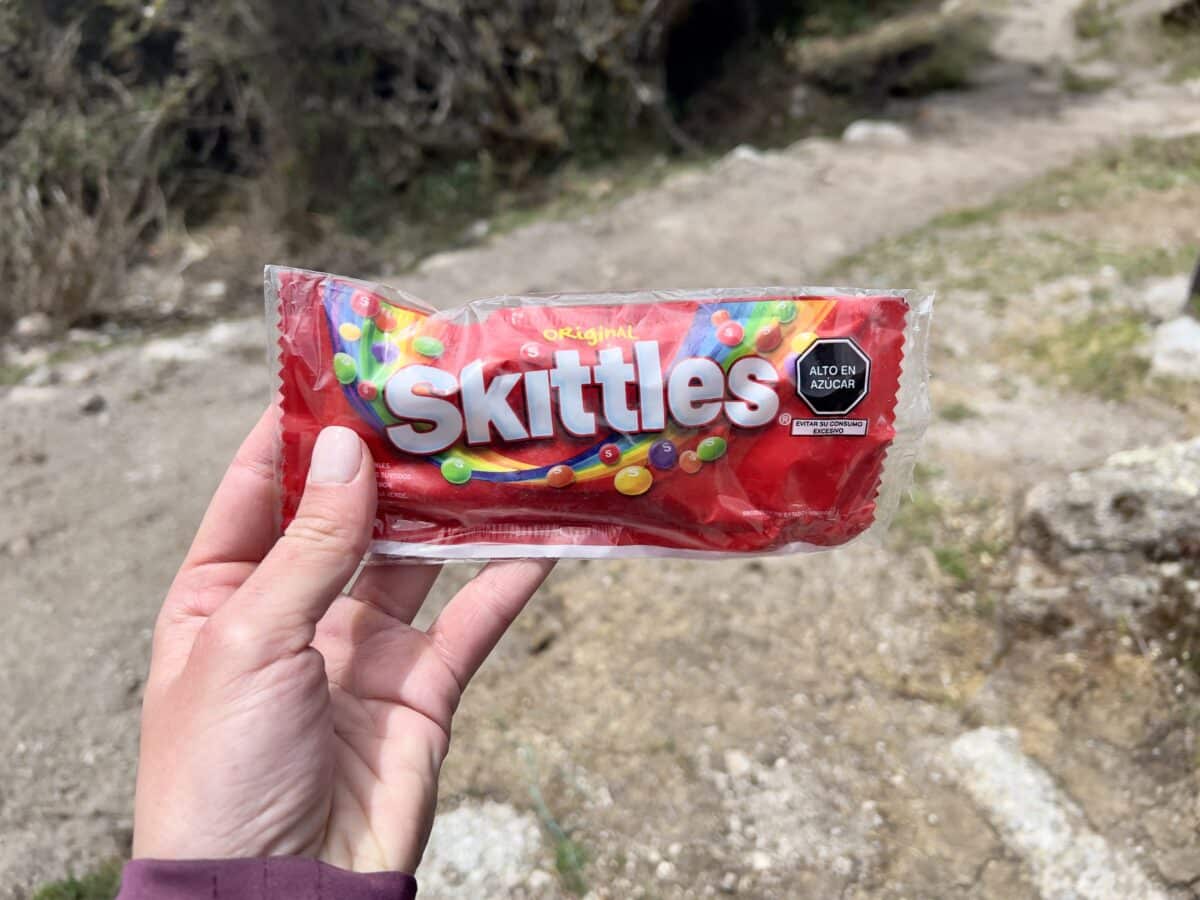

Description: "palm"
133 414 551 872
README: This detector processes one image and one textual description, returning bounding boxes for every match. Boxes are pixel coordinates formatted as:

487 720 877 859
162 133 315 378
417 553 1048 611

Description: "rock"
724 749 754 778
1009 439 1200 632
726 144 766 165
197 280 228 300
79 393 107 415
749 850 772 871
1135 275 1190 322
1149 316 1200 381
1155 847 1200 885
655 860 676 879
21 366 58 388
58 362 96 385
417 801 542 898
14 312 53 340
141 336 211 364
842 120 912 147
526 870 554 890
5 385 61 406
204 320 261 352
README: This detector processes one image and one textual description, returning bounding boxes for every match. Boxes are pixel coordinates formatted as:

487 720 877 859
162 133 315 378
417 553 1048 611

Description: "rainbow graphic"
321 280 836 487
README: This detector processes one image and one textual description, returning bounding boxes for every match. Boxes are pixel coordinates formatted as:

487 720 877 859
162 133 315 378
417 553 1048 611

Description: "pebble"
333 353 358 383
614 465 652 496
717 321 744 347
79 393 107 415
749 851 772 871
414 335 445 359
655 860 676 880
440 457 472 485
14 312 53 340
546 464 575 488
697 436 727 462
755 322 782 353
842 119 913 146
350 291 381 317
7 535 32 557
679 450 702 474
649 440 678 470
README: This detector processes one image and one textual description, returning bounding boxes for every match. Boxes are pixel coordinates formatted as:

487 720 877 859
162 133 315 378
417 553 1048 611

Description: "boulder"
1009 439 1200 633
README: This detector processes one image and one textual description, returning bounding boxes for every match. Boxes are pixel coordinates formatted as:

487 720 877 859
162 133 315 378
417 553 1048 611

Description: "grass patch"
521 747 589 896
33 861 122 900
1061 66 1117 94
1075 0 1123 41
939 401 979 422
1028 313 1149 401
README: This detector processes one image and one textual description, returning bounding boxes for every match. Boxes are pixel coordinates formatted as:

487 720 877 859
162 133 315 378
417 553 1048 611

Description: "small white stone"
725 749 754 778
842 120 912 146
750 850 772 871
655 860 676 880
14 312 53 339
1149 316 1200 381
197 280 228 299
526 870 554 889
668 842 682 858
21 365 57 387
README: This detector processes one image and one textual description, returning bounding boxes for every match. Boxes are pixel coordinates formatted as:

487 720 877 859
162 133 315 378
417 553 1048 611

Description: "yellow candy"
614 465 652 496
338 322 363 341
790 331 818 354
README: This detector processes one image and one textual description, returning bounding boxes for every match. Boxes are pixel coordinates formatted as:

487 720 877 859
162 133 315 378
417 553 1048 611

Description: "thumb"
204 426 376 663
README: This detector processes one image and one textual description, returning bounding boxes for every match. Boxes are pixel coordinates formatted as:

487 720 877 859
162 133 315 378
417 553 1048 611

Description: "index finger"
181 407 280 573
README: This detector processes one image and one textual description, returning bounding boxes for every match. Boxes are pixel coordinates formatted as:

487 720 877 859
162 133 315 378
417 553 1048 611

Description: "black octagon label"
795 338 871 416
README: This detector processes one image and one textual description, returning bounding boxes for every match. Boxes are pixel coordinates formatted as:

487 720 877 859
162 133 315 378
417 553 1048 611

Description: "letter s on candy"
385 365 463 454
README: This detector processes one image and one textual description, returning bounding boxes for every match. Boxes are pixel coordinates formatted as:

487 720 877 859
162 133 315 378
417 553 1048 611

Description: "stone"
1135 275 1189 322
79 393 107 415
417 801 542 898
13 312 53 340
1009 439 1200 632
724 749 754 779
21 366 57 387
1149 316 1200 381
842 120 912 146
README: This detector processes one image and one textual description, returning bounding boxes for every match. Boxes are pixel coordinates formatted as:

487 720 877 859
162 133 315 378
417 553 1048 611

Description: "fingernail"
309 427 362 484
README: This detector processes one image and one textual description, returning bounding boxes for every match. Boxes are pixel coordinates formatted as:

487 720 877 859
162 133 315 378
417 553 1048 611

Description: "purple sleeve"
117 858 417 900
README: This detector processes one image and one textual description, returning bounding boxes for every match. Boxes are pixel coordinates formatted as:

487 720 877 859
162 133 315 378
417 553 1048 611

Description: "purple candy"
649 439 678 471
372 342 399 364
782 353 800 384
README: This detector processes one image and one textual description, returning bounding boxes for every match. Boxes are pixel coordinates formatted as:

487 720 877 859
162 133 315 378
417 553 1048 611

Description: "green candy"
414 335 445 359
696 436 727 462
440 457 472 485
333 352 357 384
774 300 797 324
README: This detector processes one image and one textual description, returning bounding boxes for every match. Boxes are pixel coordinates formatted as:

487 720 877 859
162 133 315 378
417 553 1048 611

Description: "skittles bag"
270 267 932 560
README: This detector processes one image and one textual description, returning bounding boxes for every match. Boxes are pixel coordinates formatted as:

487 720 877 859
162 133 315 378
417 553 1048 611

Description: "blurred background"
2 0 1199 898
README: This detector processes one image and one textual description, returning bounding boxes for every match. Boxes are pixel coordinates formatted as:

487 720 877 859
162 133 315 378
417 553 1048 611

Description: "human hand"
132 411 552 872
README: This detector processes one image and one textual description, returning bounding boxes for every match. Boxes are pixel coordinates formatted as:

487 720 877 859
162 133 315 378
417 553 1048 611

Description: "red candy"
717 321 744 347
350 291 380 317
755 322 782 352
271 267 931 561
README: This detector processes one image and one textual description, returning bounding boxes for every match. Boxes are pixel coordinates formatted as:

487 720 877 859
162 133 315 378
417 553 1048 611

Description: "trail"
3 36 1200 900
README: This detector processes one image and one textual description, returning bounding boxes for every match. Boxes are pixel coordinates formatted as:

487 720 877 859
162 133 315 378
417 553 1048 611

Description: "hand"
133 411 552 872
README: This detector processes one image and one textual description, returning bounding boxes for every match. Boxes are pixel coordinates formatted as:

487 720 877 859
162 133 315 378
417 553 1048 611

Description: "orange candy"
679 450 702 474
546 464 575 488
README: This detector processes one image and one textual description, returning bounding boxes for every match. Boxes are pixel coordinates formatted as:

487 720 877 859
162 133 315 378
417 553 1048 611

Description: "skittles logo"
321 282 838 495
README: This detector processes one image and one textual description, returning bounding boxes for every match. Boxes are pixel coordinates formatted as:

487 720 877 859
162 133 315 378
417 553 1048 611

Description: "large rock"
1009 439 1200 632
1149 316 1200 381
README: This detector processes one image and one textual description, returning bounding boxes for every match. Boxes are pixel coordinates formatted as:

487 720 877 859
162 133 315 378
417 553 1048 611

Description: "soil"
4 3 1200 897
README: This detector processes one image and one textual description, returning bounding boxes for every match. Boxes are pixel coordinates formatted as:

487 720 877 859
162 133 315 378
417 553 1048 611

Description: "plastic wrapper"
269 266 933 561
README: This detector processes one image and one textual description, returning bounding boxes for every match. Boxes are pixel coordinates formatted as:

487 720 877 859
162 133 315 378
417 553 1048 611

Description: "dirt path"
3 26 1200 900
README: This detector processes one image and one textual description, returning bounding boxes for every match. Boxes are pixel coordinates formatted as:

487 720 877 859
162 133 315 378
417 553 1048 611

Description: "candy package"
269 267 933 561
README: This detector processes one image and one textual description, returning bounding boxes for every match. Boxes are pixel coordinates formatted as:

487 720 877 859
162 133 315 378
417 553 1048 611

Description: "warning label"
791 418 868 437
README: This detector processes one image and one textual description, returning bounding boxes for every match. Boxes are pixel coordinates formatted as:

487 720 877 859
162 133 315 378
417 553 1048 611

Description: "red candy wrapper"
269 267 932 560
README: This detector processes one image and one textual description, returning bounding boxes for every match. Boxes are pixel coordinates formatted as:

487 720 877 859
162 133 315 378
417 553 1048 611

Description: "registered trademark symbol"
778 413 792 426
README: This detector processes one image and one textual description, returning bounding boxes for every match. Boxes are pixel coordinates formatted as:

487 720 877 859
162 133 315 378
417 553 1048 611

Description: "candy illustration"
649 440 678 470
614 465 652 496
372 342 398 363
414 335 445 359
333 353 357 384
679 450 702 474
546 465 575 488
711 309 731 325
357 381 378 401
599 443 621 465
374 311 397 332
351 291 380 317
338 323 362 341
791 331 818 354
717 321 744 347
440 457 472 485
755 322 782 353
774 300 797 324
697 436 727 462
